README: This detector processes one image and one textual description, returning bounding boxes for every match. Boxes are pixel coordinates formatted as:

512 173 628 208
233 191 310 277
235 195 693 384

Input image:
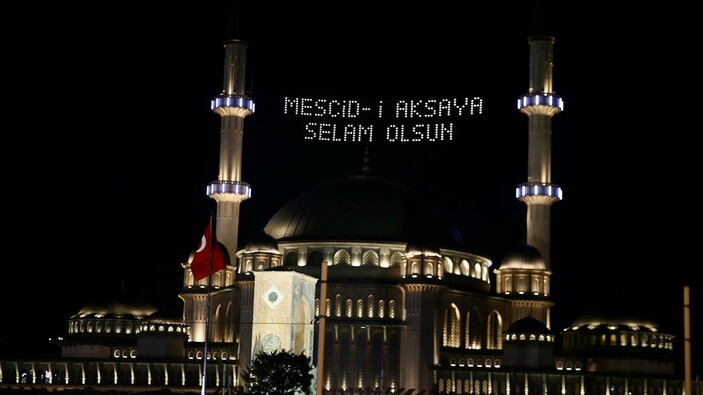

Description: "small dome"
500 244 546 269
72 287 158 320
244 231 280 253
405 241 441 257
506 316 551 334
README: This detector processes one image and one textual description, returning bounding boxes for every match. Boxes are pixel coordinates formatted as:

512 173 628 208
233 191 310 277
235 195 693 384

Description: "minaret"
494 4 562 327
207 39 255 259
515 7 563 269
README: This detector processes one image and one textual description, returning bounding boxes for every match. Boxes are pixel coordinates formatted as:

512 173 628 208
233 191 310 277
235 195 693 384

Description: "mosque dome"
565 303 660 333
500 243 546 269
244 231 280 254
72 287 158 320
263 174 466 248
506 316 552 335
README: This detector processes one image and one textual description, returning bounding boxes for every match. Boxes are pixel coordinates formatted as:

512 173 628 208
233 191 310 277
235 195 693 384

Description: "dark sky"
4 1 700 365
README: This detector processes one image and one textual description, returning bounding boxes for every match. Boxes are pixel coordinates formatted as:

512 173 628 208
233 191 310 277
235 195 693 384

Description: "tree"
241 349 314 395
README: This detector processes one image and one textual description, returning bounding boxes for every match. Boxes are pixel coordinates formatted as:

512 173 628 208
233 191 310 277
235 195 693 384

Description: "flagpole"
201 214 215 395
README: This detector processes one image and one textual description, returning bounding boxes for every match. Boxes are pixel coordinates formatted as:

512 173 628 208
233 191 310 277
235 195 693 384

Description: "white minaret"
207 39 255 260
515 32 563 269
494 10 564 327
179 38 254 345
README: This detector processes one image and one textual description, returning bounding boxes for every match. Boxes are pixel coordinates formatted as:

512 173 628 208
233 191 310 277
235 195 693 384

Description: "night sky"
4 1 700 367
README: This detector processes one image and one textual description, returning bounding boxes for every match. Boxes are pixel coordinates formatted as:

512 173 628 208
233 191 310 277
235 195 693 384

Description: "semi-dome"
500 243 546 269
263 174 466 248
72 287 158 320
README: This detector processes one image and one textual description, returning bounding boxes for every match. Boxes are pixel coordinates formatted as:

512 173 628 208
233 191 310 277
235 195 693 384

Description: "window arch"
443 257 453 274
367 295 375 318
335 294 343 317
308 250 324 266
460 260 470 276
362 250 379 266
487 310 503 349
389 300 396 319
473 262 481 278
346 299 353 318
334 250 351 265
356 299 364 318
466 308 481 349
378 300 385 318
443 304 461 348
284 251 298 267
389 252 404 266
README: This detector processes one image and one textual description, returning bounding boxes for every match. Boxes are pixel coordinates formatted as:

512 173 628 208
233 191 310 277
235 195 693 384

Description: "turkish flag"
190 219 226 281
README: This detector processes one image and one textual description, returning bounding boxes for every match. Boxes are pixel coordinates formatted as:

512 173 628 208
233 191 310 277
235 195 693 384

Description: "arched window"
362 251 379 266
367 295 375 318
335 294 343 317
488 310 503 349
443 304 461 348
284 251 298 267
334 250 351 265
389 252 404 266
378 300 385 318
356 299 364 318
308 250 324 266
473 263 481 278
466 308 482 349
443 257 453 274
389 300 396 319
346 299 353 318
460 260 470 276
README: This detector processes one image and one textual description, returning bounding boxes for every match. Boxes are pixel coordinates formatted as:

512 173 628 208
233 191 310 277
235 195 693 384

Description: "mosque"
0 5 696 395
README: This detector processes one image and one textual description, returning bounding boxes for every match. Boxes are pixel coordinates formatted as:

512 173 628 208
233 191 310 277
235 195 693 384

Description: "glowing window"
357 299 364 318
362 251 379 266
389 300 396 319
335 294 342 317
334 250 351 265
390 252 404 266
473 263 481 278
460 260 470 276
378 300 385 318
444 257 453 274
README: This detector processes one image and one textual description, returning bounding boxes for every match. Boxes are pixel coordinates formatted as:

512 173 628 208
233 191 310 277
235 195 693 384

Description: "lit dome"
506 316 551 334
566 303 660 333
244 231 280 253
263 175 466 248
500 244 546 269
72 287 158 320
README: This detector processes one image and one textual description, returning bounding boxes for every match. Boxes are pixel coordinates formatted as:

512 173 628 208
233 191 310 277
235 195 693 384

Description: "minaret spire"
515 2 563 269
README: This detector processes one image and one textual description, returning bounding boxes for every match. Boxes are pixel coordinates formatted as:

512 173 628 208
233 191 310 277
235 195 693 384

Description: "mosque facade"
0 8 697 395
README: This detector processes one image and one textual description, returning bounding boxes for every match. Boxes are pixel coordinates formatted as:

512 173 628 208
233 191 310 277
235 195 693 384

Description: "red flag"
190 219 226 281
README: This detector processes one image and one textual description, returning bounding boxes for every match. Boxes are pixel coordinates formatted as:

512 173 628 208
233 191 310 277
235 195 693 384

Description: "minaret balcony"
515 182 562 201
517 93 564 112
211 94 255 113
207 181 252 198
